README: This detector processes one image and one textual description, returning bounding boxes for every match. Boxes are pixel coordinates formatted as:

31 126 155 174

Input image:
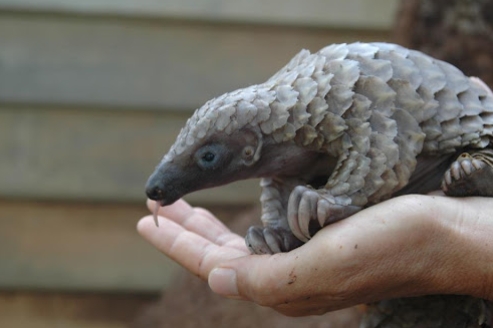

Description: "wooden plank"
0 200 248 291
0 0 400 29
0 200 176 291
0 106 260 204
0 291 158 328
0 15 390 109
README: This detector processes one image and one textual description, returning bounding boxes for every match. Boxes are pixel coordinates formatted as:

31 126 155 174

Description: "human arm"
137 194 493 317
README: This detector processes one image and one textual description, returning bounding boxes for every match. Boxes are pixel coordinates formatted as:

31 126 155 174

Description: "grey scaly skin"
146 42 493 328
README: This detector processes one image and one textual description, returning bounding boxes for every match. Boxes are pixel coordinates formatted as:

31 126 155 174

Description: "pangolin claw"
288 185 361 243
245 226 303 254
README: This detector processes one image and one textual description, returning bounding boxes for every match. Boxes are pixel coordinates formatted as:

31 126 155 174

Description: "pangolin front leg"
442 149 493 197
286 147 381 245
246 177 303 254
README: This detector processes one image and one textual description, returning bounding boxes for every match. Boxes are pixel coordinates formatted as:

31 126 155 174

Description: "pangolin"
145 42 493 327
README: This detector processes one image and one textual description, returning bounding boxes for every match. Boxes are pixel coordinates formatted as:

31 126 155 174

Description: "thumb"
207 246 329 307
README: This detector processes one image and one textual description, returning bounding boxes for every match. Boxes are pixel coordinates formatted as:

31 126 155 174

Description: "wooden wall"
0 1 395 326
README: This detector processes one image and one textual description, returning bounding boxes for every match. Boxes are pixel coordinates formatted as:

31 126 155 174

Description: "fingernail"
208 268 239 297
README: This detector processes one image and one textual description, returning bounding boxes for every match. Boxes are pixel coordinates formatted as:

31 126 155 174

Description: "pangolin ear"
239 128 263 167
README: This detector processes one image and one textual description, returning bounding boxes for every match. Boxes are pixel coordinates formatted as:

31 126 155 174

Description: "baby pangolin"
146 42 493 328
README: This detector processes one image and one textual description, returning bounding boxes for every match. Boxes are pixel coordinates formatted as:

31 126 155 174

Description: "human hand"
137 194 493 316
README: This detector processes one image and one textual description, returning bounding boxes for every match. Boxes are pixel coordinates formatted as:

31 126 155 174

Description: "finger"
139 212 246 250
137 215 249 279
147 199 231 242
148 198 229 232
147 198 192 219
193 206 231 232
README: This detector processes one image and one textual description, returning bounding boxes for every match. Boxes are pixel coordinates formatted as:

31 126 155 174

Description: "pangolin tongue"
153 202 161 227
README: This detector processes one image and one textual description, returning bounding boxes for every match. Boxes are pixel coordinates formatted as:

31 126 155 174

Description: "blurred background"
0 0 491 327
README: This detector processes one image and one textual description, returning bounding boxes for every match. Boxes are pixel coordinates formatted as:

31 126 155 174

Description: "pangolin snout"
145 175 166 202
145 165 182 206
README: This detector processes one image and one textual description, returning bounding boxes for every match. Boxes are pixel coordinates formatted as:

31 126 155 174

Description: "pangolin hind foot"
442 149 493 197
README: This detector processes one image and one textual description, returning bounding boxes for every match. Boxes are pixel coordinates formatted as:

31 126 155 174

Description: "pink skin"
137 194 493 317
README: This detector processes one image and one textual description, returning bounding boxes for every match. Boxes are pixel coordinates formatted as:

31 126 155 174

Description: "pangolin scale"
146 42 493 328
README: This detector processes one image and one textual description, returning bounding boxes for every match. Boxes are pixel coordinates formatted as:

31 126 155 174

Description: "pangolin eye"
195 144 229 170
202 152 215 162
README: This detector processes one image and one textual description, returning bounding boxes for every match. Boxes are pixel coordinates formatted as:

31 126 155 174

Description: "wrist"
431 196 493 300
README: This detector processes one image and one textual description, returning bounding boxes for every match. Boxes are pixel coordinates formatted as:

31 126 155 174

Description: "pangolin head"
145 84 275 206
145 47 335 206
